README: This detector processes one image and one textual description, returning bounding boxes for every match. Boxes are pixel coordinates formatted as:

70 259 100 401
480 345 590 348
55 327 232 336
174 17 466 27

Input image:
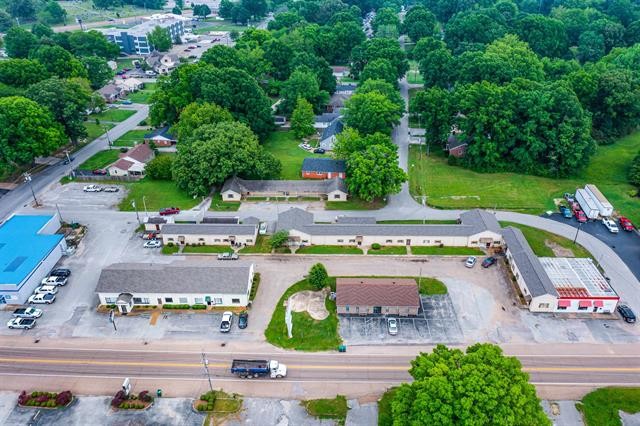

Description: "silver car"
465 256 477 268
387 318 398 335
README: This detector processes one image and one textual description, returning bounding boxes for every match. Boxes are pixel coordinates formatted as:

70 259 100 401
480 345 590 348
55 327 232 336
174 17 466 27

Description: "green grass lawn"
303 395 348 423
209 193 241 211
378 388 398 426
326 197 386 210
182 245 231 254
125 82 157 104
296 245 363 255
118 178 200 212
418 277 447 295
368 246 407 255
263 130 323 180
377 219 458 224
162 244 179 255
83 122 114 142
78 149 120 170
239 235 272 253
409 132 640 222
90 108 136 123
577 387 640 426
265 278 341 351
193 20 247 34
410 246 484 256
58 1 149 25
500 221 593 258
114 129 148 147
407 60 424 84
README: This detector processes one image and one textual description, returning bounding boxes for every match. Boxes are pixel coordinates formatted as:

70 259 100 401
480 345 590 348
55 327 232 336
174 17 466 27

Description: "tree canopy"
346 144 407 201
344 91 402 135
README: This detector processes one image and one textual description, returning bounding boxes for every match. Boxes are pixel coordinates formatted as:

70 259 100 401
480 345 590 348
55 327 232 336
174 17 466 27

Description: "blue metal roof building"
0 215 65 303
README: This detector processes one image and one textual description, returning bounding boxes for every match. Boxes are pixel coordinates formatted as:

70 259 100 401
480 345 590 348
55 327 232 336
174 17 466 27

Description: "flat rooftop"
539 257 618 298
0 215 63 285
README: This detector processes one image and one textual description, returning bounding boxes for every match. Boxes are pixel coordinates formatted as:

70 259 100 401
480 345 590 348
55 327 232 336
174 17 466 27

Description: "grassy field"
378 388 398 426
326 197 386 210
114 58 136 72
263 131 323 180
58 1 148 25
162 245 179 255
296 245 363 255
83 122 114 142
576 387 640 426
125 82 158 104
182 245 231 254
192 20 247 35
409 131 640 222
264 278 342 351
209 193 241 211
410 246 484 255
303 395 348 423
418 277 447 295
114 129 148 147
78 149 119 170
90 108 136 123
368 246 407 255
500 221 593 258
118 178 200 212
239 235 272 253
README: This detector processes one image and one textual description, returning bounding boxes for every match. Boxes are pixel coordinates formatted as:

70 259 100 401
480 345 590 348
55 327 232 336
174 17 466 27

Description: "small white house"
96 262 255 314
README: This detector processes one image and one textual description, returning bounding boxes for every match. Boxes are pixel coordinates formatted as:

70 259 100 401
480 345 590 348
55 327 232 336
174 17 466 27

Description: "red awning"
593 300 604 307
557 300 571 308
579 300 592 308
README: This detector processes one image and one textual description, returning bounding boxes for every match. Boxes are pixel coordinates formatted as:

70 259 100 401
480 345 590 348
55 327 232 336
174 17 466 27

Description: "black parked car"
50 268 71 277
313 148 325 154
617 304 636 323
238 312 248 329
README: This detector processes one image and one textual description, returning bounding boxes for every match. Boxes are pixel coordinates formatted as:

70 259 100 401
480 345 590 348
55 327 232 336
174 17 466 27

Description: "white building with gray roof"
161 223 258 246
221 177 347 202
96 262 255 314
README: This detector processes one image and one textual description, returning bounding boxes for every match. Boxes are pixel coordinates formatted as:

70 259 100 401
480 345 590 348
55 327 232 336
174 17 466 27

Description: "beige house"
336 278 420 316
146 52 179 74
221 177 347 202
161 223 258 246
116 78 144 93
108 143 154 177
276 208 503 248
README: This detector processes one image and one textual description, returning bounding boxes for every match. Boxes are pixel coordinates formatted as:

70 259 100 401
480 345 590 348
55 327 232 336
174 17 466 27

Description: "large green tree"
38 0 67 24
172 121 280 195
346 144 406 201
148 26 172 52
6 0 35 20
290 97 315 138
30 45 88 79
4 26 38 58
279 69 329 114
418 47 454 88
344 91 402 135
372 7 399 35
401 6 436 42
68 30 120 59
514 14 568 58
355 79 404 112
444 9 507 53
360 58 397 87
0 58 48 88
333 127 395 160
81 56 113 89
350 37 408 79
173 102 233 140
326 21 365 65
390 344 549 425
410 87 453 147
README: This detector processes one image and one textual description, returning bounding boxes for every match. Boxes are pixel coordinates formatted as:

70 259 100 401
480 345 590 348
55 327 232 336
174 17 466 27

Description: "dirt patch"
287 288 329 320
545 240 574 257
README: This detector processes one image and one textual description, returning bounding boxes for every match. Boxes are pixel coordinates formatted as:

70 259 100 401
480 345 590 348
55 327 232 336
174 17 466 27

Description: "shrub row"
18 390 72 408
196 403 215 411
371 243 381 250
111 390 153 409
162 304 207 310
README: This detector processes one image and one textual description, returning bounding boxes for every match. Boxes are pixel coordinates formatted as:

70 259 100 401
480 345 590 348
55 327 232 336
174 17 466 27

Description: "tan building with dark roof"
336 278 420 317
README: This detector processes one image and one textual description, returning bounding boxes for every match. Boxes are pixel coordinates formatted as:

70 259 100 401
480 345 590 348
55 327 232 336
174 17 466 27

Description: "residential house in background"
116 78 144 93
314 113 340 130
445 134 468 158
318 117 344 151
100 13 187 55
221 176 348 202
108 143 155 177
336 278 420 316
144 126 177 147
330 66 350 79
146 52 179 74
301 158 346 179
97 84 123 103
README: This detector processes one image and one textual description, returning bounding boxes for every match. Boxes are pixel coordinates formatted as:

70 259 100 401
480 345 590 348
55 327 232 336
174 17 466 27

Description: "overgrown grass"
576 387 640 426
368 246 407 255
125 82 157 104
83 122 114 142
417 277 447 295
326 197 386 210
409 131 640 223
296 245 363 255
500 221 593 258
303 395 348 424
182 245 231 253
378 387 398 426
89 108 136 122
113 129 148 147
410 246 484 256
162 245 179 255
118 178 199 212
264 278 342 351
77 149 119 170
377 219 458 224
209 192 241 211
192 20 247 34
239 235 272 253
262 130 323 180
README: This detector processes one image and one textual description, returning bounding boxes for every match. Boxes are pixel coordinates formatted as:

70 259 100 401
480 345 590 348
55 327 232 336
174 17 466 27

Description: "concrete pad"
0 392 17 426
288 288 330 321
346 399 377 426
542 400 584 426
621 411 640 426
223 397 332 425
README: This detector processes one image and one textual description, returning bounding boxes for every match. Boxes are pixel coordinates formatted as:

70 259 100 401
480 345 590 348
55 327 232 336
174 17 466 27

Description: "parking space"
38 183 126 210
548 213 640 280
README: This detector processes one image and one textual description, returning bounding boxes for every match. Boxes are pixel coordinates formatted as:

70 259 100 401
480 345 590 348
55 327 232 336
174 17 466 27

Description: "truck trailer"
575 189 599 220
584 184 613 217
230 359 287 379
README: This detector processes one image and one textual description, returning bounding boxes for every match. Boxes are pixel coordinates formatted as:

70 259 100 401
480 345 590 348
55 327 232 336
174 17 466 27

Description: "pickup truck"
28 293 56 304
41 276 68 286
217 252 238 260
12 307 42 318
83 184 102 192
230 359 287 379
7 318 36 329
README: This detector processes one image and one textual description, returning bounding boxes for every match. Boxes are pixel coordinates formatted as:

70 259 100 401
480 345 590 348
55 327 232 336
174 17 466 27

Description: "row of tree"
2 0 66 26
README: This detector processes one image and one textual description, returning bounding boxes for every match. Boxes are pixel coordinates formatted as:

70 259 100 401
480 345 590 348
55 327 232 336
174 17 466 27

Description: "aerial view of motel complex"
0 0 639 424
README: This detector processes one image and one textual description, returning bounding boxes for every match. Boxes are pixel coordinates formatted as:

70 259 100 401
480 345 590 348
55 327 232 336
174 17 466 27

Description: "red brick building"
301 158 346 179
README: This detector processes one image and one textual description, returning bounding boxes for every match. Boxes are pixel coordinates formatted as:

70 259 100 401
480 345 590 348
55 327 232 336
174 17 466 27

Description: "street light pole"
132 200 141 224
573 222 583 245
201 352 214 393
23 172 40 207
142 196 148 217
105 127 113 149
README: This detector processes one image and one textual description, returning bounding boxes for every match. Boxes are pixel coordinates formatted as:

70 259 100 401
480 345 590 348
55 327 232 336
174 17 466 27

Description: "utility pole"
201 352 214 393
573 222 583 245
132 200 141 224
23 173 40 207
55 204 64 224
105 126 113 149
109 309 117 332
142 196 148 217
64 150 71 164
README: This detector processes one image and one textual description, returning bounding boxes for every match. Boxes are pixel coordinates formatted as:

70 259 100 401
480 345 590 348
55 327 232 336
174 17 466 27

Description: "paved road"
0 104 148 222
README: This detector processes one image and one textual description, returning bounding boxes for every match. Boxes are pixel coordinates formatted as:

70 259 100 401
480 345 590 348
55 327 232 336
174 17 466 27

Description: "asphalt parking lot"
38 183 126 211
547 213 640 280
339 295 463 345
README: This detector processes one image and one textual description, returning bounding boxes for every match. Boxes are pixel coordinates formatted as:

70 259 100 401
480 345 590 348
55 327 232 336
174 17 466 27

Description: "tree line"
408 0 640 177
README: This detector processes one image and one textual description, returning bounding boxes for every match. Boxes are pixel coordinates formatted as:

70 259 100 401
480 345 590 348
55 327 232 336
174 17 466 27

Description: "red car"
92 169 107 175
575 210 587 223
159 207 180 216
619 216 634 231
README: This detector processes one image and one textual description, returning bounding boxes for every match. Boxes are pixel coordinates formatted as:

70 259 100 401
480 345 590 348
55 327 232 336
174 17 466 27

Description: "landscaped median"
182 245 231 254
576 387 640 426
194 390 243 422
296 245 363 255
18 390 73 409
302 395 349 424
368 245 407 255
410 246 484 256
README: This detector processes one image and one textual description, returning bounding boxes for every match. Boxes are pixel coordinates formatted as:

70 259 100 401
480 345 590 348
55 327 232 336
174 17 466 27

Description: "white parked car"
103 186 119 192
28 293 56 304
143 240 162 248
83 184 102 192
7 318 36 329
34 285 58 295
602 218 619 234
259 222 267 235
220 311 233 332
387 318 398 335
41 276 68 286
465 256 477 268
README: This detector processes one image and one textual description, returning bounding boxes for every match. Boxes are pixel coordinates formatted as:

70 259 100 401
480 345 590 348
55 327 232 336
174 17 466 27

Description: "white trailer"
575 189 599 220
585 184 613 217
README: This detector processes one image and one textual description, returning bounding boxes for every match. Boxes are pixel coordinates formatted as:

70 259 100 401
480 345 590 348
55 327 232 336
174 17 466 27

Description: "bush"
197 403 208 411
308 263 328 290
162 304 190 309
191 304 207 309
18 391 28 405
36 394 49 403
629 152 640 187
47 400 55 407
146 155 174 180
167 242 174 247
56 391 72 406
119 147 128 153
111 390 126 408
138 390 153 403
371 243 381 250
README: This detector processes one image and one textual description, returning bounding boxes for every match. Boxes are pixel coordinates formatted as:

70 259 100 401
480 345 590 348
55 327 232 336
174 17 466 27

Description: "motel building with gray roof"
161 223 258 246
96 263 254 314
